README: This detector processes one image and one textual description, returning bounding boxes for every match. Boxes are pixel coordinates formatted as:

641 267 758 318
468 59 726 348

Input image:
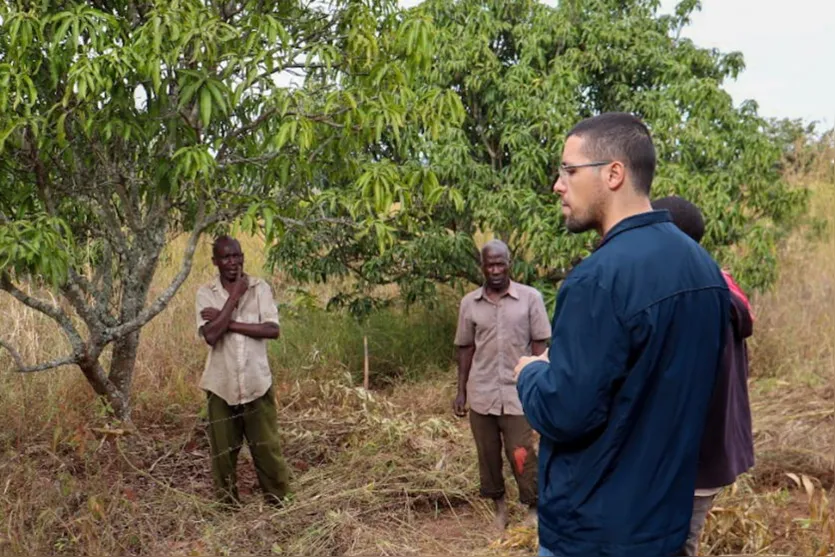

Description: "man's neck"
598 195 653 237
484 282 510 300
220 276 236 293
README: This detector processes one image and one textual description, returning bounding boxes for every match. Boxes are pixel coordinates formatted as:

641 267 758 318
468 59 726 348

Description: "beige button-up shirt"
454 281 551 416
195 276 280 406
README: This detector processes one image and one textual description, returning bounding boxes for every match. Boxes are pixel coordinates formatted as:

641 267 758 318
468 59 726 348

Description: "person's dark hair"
567 112 656 195
212 234 239 258
651 195 706 244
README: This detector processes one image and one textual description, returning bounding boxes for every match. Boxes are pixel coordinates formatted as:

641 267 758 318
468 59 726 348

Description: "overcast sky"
399 0 835 130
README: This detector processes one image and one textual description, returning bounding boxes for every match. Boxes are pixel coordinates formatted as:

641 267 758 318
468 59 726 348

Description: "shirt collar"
211 276 224 293
596 210 672 251
475 281 520 301
210 275 257 293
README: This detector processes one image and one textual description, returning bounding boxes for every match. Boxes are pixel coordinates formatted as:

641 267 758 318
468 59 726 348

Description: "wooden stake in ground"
363 335 370 390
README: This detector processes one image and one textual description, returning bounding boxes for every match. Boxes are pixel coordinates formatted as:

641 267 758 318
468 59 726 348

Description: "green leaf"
56 112 68 145
274 120 296 150
199 87 212 128
205 80 227 115
0 124 18 153
178 79 201 109
150 58 162 94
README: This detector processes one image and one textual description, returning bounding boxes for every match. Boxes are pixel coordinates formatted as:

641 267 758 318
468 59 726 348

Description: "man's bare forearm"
531 339 548 357
201 296 240 345
456 345 475 395
227 321 280 339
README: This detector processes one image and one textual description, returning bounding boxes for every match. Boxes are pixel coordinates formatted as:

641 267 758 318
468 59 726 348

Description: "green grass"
271 299 459 387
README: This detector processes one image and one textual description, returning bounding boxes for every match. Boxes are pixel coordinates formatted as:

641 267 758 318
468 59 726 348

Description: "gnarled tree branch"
0 274 86 355
95 240 115 313
93 201 129 259
114 178 142 234
67 268 118 327
101 200 229 342
0 338 77 373
65 269 116 329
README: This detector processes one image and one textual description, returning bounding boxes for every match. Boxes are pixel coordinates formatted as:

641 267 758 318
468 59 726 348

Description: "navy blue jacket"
518 211 730 557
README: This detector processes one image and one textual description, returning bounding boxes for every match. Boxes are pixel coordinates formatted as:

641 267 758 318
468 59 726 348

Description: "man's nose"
553 176 565 194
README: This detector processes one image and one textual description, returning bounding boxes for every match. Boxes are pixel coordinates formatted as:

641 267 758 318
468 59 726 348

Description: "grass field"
0 168 832 555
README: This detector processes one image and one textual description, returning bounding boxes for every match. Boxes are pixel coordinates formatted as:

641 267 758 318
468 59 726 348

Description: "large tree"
272 0 810 311
0 0 463 420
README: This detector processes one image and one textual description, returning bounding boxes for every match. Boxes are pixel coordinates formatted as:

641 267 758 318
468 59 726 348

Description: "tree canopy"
0 0 815 418
271 0 810 311
0 0 463 419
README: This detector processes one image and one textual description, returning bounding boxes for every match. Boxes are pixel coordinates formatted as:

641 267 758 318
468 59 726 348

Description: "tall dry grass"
700 144 835 556
0 229 477 556
0 230 459 435
0 142 833 555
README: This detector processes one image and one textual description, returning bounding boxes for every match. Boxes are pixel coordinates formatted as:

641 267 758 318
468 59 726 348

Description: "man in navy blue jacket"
514 113 730 557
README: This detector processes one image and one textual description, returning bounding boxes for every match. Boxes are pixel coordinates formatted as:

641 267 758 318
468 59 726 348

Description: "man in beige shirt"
195 235 290 506
453 239 551 531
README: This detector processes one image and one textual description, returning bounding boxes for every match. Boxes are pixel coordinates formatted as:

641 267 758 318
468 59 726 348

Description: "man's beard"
565 219 594 234
565 212 597 234
564 197 602 234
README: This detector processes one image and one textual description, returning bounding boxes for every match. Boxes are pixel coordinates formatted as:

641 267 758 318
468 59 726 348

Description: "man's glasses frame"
558 160 613 179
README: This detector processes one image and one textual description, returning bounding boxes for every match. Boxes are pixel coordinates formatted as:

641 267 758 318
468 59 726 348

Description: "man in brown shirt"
196 235 290 506
453 239 551 531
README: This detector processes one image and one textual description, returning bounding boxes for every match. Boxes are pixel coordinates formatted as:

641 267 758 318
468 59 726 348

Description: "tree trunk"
104 383 131 422
78 357 132 422
109 331 140 403
105 232 160 421
2 191 212 424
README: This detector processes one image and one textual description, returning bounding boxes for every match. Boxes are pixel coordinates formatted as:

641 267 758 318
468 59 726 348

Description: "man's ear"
605 161 627 192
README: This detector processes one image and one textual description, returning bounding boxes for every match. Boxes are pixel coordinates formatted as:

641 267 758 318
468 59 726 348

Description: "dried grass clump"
0 375 487 555
700 171 835 556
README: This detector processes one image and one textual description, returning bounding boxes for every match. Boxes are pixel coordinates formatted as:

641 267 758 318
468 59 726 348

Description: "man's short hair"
567 112 657 195
481 239 510 262
212 235 239 258
652 195 705 244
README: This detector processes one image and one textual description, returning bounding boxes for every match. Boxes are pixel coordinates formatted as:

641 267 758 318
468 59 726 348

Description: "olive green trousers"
206 386 291 505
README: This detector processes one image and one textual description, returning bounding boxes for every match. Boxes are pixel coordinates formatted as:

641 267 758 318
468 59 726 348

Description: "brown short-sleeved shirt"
195 276 280 406
454 281 552 416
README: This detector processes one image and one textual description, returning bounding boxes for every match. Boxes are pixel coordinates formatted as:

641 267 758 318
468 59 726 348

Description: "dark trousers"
469 410 538 506
206 386 291 505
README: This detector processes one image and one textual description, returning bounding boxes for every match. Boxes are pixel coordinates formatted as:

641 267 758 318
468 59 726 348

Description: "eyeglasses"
558 161 612 180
